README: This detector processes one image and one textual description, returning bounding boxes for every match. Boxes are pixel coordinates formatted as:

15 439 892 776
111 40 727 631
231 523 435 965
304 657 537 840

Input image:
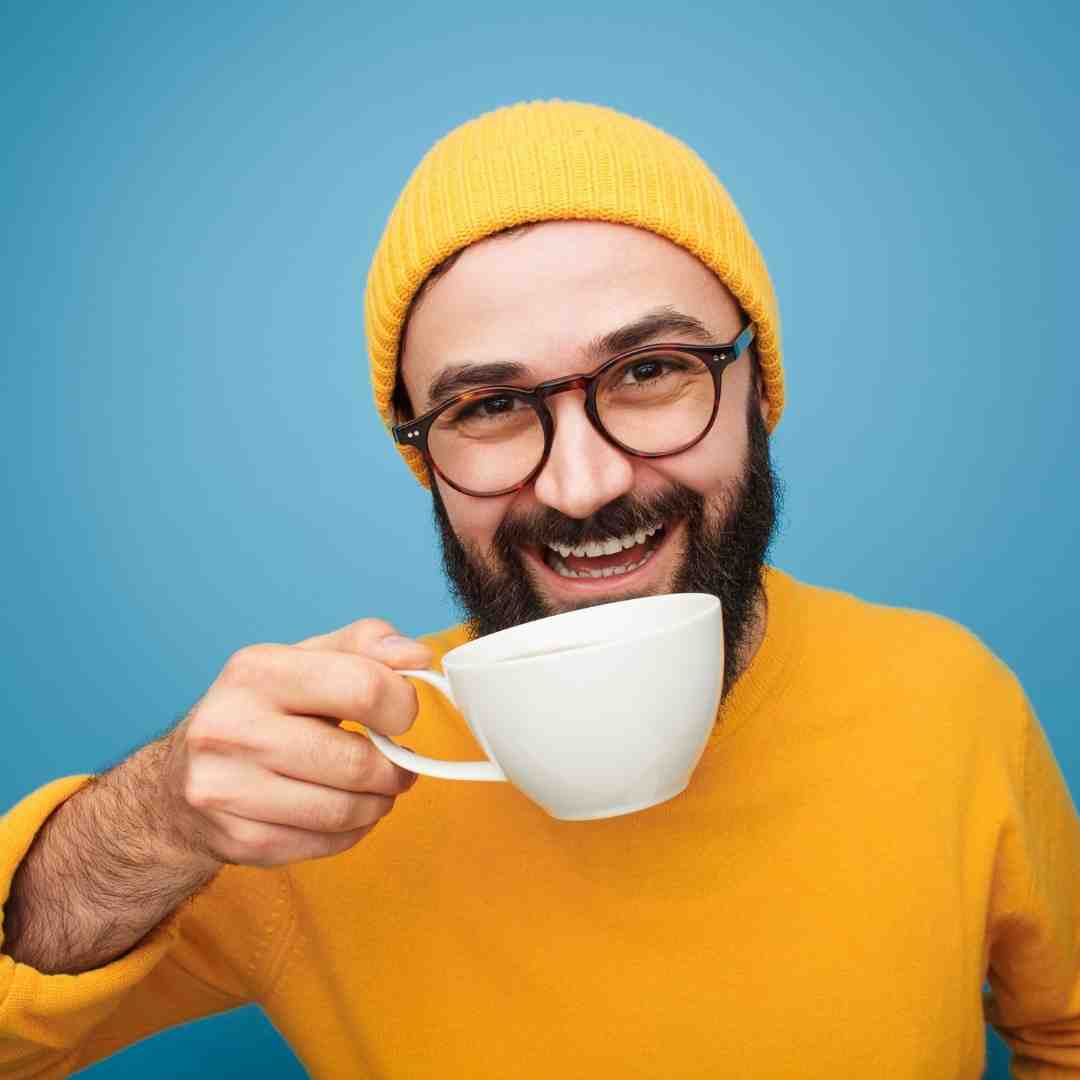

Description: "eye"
622 359 667 384
610 354 688 388
437 393 539 437
480 396 516 416
598 351 710 409
455 395 519 421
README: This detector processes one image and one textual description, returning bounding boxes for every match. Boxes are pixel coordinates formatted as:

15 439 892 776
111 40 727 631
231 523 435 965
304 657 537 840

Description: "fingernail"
380 635 427 652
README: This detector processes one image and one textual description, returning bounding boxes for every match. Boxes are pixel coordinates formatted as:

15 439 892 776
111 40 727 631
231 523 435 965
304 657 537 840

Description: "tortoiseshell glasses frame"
393 321 757 498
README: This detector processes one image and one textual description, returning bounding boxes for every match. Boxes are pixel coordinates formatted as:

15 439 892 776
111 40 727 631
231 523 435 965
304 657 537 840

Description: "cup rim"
443 592 721 670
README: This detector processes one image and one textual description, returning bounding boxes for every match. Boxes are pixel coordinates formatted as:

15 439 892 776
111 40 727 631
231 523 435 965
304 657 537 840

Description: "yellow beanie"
364 99 785 487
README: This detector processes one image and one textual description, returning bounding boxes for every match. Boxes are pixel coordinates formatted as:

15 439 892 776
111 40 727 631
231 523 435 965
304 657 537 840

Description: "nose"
531 391 635 519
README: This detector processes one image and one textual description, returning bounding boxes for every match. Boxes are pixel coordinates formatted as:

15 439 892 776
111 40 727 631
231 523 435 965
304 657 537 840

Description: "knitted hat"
364 99 784 486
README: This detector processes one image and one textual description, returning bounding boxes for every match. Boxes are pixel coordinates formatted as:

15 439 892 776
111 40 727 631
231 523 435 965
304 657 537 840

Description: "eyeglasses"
394 322 756 497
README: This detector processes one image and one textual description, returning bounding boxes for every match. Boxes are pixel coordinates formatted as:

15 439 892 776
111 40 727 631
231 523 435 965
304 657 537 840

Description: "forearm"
3 738 222 975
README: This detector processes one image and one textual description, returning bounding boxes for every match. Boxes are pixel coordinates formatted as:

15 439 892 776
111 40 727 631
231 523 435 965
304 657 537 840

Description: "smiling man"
397 220 778 697
2 100 1079 1079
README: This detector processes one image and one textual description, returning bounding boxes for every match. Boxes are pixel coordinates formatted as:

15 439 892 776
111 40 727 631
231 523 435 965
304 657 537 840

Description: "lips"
541 525 667 580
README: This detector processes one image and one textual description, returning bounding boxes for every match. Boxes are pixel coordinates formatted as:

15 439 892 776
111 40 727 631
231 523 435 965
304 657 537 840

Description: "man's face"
399 221 779 695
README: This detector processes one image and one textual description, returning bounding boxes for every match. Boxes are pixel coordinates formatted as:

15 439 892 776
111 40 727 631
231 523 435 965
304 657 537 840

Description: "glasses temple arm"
734 322 756 357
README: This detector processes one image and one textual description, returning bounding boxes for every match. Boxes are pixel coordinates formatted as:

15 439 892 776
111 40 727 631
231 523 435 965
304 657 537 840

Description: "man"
1 100 1077 1078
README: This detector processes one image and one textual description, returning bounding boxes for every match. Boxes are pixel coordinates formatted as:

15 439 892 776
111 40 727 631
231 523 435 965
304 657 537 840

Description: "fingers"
294 618 432 670
172 618 436 872
220 707 419 795
207 813 378 868
218 644 421 736
189 753 404 834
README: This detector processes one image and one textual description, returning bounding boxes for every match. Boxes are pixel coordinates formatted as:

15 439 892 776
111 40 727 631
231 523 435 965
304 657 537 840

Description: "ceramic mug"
368 593 723 820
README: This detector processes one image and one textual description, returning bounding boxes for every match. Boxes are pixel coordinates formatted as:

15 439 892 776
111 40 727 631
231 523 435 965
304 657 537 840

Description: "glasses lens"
595 350 717 454
427 391 545 494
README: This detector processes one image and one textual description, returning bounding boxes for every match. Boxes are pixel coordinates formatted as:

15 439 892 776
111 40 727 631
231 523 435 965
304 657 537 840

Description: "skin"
400 220 772 671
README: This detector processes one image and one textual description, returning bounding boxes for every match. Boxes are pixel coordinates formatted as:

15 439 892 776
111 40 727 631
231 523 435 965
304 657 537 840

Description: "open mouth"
540 523 668 580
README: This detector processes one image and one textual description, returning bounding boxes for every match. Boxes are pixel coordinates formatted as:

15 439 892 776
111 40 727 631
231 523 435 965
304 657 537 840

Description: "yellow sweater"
2 567 1079 1078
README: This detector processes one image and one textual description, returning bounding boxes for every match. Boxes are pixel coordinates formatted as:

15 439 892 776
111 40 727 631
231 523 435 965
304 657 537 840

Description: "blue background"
2 1 1076 1075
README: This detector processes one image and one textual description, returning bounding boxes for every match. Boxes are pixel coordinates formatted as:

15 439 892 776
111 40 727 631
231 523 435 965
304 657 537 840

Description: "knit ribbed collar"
709 564 804 743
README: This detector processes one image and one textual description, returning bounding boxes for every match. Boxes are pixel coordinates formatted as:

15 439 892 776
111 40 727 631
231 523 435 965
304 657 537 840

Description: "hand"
159 619 432 869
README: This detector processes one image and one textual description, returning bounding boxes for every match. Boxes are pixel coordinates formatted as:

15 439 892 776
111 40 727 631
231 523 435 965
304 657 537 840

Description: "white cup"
368 593 723 820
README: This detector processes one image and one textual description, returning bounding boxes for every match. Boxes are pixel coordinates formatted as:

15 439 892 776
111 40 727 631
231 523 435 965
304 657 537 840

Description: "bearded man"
2 101 1078 1079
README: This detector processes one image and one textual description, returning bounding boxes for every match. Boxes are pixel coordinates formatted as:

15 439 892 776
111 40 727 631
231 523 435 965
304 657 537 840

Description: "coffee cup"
368 593 723 820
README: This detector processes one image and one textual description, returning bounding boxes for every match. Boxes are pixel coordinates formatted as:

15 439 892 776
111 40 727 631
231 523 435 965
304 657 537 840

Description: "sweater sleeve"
1 775 292 1077
983 690 1080 1076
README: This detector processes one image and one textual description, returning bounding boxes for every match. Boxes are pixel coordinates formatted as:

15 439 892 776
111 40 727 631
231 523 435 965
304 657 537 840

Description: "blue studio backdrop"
2 2 1076 1076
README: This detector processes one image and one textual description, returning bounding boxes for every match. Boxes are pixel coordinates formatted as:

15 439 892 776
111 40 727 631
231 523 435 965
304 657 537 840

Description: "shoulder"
795 572 1014 683
777 569 1029 750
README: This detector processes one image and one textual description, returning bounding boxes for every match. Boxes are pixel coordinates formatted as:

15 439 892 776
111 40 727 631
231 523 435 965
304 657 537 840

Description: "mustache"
492 485 704 554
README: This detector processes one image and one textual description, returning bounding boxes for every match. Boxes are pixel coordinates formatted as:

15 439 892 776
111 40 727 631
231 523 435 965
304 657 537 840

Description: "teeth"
548 548 656 579
546 523 664 561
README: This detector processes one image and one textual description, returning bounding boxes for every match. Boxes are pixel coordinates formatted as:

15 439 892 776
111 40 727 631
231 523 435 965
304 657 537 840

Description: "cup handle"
365 669 506 782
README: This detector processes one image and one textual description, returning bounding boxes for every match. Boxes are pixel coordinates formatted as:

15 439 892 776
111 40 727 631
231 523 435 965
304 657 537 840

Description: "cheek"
437 480 514 547
667 364 752 489
648 411 748 498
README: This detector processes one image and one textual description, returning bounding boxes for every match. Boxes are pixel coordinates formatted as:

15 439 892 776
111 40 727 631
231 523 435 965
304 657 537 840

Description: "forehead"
399 221 743 404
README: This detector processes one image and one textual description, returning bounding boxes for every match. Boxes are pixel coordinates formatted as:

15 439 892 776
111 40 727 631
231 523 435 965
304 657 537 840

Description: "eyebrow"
424 306 717 408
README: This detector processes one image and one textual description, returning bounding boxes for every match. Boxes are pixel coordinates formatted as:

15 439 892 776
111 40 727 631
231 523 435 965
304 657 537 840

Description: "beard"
430 389 782 701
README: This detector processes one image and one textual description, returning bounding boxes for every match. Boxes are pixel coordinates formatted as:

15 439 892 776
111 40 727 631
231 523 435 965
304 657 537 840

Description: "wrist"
141 739 225 877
